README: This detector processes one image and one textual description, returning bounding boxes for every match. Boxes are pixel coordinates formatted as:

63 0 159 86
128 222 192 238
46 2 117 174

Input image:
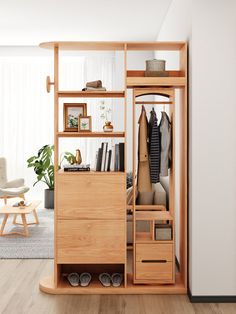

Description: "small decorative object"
99 100 113 131
78 116 92 132
19 200 25 208
103 121 113 132
64 103 87 132
75 149 82 165
155 224 172 240
146 59 166 72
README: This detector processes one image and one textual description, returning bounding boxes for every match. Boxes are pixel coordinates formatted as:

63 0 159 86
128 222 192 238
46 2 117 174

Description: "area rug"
0 209 54 259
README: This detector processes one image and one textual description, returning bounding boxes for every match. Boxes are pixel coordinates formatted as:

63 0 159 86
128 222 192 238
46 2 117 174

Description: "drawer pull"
141 259 167 263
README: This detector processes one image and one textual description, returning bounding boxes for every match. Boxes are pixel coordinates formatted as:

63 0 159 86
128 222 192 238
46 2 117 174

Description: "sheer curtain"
0 51 117 201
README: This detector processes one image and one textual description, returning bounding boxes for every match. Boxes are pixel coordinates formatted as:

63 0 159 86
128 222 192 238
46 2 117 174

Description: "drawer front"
57 219 125 264
136 261 173 281
57 174 125 220
136 243 173 262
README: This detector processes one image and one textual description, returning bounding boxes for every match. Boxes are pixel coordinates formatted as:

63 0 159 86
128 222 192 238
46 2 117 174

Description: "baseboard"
188 288 236 303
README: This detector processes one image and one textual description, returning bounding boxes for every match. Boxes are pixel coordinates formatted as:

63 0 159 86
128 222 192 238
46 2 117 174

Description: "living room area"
1 0 236 313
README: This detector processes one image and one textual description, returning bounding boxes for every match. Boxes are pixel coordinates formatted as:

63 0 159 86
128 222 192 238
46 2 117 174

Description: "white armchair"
0 157 29 204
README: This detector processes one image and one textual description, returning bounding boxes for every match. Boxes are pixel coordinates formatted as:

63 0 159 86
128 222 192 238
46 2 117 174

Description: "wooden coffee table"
0 200 41 237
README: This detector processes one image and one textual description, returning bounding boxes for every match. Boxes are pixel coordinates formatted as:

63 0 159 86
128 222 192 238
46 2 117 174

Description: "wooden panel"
135 211 173 221
57 220 125 263
39 41 186 51
127 77 186 88
57 132 125 138
58 91 125 98
127 70 184 77
136 244 173 262
135 261 173 280
57 173 125 220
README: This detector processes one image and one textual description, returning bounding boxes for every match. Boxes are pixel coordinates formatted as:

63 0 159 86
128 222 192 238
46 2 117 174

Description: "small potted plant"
27 145 75 209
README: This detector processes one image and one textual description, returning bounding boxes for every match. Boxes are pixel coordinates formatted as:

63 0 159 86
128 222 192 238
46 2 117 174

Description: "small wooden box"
155 224 172 240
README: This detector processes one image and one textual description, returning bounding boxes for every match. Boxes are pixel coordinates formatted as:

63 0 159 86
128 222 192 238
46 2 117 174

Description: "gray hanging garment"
160 111 171 177
148 108 160 183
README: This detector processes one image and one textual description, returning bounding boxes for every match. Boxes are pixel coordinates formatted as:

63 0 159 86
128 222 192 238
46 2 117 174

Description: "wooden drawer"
135 261 173 281
57 173 125 220
57 219 125 264
136 243 173 262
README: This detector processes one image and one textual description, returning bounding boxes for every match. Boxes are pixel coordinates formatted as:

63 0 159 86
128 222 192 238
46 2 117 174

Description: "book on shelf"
96 148 103 171
63 164 90 172
101 142 108 171
119 143 124 172
95 142 124 172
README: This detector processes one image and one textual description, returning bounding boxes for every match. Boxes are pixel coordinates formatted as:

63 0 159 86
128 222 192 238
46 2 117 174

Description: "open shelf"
39 272 186 295
40 41 186 51
126 205 166 211
127 76 186 88
136 232 173 244
135 211 173 221
58 91 125 98
57 169 125 175
57 131 125 138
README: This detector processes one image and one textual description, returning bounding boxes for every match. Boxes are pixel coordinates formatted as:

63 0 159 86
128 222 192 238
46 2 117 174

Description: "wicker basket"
146 59 166 72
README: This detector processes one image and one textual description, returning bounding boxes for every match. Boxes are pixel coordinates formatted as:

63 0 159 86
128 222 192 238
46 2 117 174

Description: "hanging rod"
135 101 173 105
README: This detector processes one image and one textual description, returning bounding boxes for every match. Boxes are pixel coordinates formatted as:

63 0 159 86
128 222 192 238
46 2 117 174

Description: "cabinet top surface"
39 41 187 51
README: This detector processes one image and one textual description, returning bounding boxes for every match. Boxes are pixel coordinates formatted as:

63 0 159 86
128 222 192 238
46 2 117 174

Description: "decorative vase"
45 189 54 209
76 149 82 164
103 121 113 132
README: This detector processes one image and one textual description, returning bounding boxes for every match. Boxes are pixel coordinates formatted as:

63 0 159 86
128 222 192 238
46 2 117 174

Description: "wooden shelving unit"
57 131 125 138
39 41 188 295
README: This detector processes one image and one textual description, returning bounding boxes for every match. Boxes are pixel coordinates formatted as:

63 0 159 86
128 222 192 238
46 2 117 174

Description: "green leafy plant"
27 145 76 190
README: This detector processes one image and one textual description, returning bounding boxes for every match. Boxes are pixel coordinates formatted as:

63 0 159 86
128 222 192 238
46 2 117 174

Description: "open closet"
39 41 188 294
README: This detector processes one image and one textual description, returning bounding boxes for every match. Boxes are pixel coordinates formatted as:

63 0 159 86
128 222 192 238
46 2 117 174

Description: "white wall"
157 0 236 295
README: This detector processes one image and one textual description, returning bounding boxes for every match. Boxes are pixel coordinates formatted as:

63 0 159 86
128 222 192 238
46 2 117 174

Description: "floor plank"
0 259 235 314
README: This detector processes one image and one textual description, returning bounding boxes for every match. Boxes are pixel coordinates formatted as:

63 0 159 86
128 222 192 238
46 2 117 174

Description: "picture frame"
63 103 87 132
78 116 92 132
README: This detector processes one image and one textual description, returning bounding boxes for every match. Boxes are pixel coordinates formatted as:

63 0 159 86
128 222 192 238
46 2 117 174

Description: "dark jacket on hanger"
148 108 160 183
160 111 171 176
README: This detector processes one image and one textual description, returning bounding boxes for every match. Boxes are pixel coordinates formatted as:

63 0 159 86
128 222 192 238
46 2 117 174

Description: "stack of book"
95 142 124 172
63 164 90 172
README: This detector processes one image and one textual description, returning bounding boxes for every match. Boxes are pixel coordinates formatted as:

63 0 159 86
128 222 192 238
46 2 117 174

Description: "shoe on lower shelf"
99 273 112 287
111 273 123 287
68 273 80 287
80 272 92 287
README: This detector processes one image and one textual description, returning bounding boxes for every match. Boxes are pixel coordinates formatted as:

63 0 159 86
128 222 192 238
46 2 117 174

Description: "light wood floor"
0 259 236 314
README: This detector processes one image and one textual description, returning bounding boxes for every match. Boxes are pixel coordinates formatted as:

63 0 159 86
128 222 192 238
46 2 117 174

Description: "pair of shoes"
99 273 123 287
67 272 92 287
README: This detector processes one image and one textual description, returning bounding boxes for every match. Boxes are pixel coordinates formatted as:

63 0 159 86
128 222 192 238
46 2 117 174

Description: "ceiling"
0 0 172 45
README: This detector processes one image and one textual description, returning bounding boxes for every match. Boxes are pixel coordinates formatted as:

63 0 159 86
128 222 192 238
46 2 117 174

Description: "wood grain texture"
135 261 173 281
136 244 173 262
57 219 126 264
1 259 232 313
39 41 186 51
57 173 125 220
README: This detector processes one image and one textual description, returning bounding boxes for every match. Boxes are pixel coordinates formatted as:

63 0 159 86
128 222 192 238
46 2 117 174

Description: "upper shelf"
126 70 186 88
135 211 173 221
39 41 186 51
58 91 125 98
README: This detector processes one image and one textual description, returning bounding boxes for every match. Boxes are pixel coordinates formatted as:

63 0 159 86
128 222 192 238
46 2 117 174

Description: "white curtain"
0 51 117 201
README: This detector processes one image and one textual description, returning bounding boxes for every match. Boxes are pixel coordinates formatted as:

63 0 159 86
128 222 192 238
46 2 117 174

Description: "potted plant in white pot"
27 145 75 209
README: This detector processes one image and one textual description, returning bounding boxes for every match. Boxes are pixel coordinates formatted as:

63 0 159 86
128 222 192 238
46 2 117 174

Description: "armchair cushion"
0 186 29 197
4 178 25 188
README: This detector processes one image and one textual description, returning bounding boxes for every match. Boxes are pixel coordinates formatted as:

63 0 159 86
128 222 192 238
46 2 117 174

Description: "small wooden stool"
0 200 41 237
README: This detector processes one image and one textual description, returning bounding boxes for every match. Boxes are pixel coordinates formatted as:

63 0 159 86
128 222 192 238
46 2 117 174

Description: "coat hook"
46 76 55 93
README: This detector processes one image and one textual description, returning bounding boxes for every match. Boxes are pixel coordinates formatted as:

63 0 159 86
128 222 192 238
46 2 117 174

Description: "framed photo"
78 116 92 132
63 103 87 132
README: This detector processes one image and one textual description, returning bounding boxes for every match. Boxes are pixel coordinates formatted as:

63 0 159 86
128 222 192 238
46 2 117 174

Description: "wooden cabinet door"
57 219 126 264
57 173 125 220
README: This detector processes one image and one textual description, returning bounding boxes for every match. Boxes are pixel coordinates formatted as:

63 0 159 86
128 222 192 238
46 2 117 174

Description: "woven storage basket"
146 59 166 72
